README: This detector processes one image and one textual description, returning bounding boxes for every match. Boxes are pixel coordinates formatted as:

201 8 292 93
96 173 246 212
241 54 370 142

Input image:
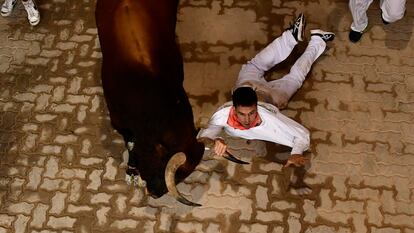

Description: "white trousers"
235 31 326 108
349 0 406 32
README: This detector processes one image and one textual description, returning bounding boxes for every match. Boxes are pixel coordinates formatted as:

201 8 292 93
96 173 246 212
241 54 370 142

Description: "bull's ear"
155 143 168 156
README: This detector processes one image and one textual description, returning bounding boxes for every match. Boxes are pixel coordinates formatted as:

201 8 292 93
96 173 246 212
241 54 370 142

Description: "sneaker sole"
0 11 11 16
29 19 40 26
297 15 305 42
310 29 335 41
1 0 16 17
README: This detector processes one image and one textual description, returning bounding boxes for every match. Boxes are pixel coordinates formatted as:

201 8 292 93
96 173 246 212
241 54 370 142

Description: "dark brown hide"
95 0 204 198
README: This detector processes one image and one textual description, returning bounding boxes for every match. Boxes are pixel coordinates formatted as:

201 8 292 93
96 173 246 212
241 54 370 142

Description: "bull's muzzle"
164 152 201 207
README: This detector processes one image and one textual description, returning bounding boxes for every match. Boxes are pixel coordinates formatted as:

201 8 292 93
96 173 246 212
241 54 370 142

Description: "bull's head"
128 86 205 206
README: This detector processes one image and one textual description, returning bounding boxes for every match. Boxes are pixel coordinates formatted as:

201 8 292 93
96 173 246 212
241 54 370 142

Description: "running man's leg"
349 0 374 32
380 0 406 23
268 30 334 108
349 0 374 42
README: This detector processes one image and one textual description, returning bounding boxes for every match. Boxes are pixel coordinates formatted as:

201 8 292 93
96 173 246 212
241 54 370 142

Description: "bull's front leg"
123 143 147 188
112 126 146 188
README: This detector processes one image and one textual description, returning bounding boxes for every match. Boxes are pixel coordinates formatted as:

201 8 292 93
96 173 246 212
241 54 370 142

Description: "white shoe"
310 29 335 42
22 0 40 26
1 0 17 17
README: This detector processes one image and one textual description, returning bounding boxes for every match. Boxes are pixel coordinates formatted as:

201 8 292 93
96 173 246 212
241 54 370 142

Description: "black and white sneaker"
310 29 335 42
288 13 306 42
348 29 363 43
22 0 40 26
1 0 17 17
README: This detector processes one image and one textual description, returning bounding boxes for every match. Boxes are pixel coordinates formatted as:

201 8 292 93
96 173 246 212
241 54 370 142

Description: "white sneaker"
1 0 17 17
22 0 40 26
310 29 335 42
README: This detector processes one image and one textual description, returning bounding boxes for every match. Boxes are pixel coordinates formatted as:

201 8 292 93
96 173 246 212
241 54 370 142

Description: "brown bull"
95 0 205 206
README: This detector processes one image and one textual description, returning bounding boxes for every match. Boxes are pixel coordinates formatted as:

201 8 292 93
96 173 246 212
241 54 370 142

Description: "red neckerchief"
227 106 261 130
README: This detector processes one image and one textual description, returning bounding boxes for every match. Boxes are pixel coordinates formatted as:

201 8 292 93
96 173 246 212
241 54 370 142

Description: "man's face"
235 105 258 129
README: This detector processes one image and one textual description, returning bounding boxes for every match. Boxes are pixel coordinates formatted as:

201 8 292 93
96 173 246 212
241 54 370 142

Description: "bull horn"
165 152 201 207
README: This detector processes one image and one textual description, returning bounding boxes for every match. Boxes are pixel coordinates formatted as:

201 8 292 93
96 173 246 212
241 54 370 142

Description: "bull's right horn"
165 152 201 207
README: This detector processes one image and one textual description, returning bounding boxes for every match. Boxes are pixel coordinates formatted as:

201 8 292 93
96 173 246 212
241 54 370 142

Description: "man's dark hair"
232 87 257 107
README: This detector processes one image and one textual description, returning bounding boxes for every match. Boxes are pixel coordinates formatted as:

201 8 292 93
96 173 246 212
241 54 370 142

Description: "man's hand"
284 154 309 167
214 138 227 156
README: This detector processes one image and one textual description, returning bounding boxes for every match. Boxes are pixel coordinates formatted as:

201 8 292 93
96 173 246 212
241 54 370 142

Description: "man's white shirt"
198 101 310 155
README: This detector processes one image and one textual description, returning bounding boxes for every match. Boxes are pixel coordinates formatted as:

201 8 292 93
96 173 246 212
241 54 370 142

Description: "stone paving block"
128 206 158 220
58 168 87 179
255 185 269 209
30 203 48 228
363 175 394 188
54 135 78 144
110 219 139 230
319 189 333 210
371 227 401 233
239 223 268 233
287 212 301 233
271 200 296 210
256 210 283 222
349 188 380 200
7 202 34 215
142 220 156 233
303 199 317 224
14 214 29 233
331 175 347 198
333 200 364 213
49 192 67 215
205 223 221 233
367 201 383 226
103 157 117 180
113 194 127 214
158 212 172 232
384 214 414 228
95 206 111 227
245 174 268 184
44 156 59 178
9 178 24 200
393 177 411 201
47 216 77 229
90 193 112 204
176 222 203 233
351 213 367 233
0 214 15 228
67 204 93 214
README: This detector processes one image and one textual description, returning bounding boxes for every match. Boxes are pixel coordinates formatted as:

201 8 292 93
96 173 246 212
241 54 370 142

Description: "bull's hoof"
125 174 147 187
125 166 146 188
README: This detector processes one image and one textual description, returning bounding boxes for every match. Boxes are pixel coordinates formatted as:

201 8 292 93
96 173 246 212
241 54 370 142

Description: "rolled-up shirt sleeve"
291 133 310 155
279 114 310 155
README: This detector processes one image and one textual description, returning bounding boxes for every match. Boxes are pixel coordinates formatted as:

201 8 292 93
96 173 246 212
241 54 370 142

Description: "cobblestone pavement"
1 0 414 232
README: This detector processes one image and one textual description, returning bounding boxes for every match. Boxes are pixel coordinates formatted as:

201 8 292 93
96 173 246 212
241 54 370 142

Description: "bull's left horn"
165 152 201 207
